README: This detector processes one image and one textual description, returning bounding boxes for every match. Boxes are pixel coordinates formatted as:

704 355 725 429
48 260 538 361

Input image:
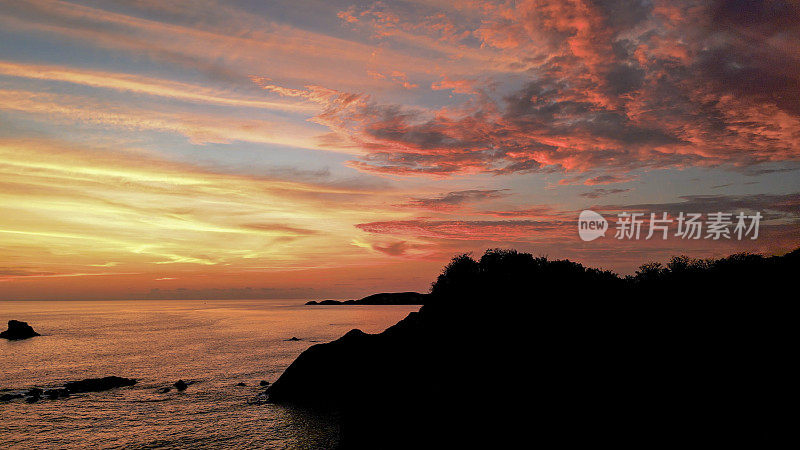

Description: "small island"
0 320 40 340
305 291 429 305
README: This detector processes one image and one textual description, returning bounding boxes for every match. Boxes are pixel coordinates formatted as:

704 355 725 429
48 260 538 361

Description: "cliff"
268 249 797 448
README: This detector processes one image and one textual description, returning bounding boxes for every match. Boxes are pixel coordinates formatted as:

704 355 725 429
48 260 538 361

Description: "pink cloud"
306 1 800 178
431 75 477 94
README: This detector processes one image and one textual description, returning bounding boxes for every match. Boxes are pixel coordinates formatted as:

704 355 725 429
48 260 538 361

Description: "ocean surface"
0 299 420 448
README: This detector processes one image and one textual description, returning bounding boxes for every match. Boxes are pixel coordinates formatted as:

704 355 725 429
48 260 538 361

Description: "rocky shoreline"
1 375 274 404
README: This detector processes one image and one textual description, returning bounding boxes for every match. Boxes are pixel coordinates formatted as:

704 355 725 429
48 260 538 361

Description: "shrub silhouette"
431 248 622 303
429 247 799 303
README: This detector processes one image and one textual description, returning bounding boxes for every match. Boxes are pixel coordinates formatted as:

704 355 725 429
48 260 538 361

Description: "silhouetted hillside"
268 248 797 448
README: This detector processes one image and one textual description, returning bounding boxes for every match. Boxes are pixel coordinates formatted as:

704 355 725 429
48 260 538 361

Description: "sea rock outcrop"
64 376 137 393
1 378 134 404
0 320 40 340
44 388 69 400
0 393 23 402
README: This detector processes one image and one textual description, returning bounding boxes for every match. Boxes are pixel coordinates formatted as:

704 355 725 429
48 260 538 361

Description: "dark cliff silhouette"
268 248 797 448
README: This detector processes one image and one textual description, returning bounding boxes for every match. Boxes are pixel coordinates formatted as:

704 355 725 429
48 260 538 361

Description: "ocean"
0 299 420 448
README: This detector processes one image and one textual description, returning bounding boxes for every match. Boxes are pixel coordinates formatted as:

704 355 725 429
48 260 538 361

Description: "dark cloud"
598 193 800 219
590 0 654 30
580 188 631 199
710 0 800 32
584 175 637 185
371 241 409 256
400 189 509 210
605 63 646 95
0 268 54 277
479 206 558 218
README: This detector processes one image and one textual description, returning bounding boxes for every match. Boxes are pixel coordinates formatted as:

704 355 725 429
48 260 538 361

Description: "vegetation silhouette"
268 248 797 448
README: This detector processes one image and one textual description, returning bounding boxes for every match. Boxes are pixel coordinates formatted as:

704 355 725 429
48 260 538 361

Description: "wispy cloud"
0 88 325 149
0 61 315 112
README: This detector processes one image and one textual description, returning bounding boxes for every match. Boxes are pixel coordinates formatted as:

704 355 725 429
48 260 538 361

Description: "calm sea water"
0 299 419 448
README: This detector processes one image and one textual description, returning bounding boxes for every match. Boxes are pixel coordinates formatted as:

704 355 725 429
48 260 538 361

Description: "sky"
0 0 798 300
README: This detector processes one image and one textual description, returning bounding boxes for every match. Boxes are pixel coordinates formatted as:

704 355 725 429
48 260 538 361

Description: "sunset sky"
1 0 798 300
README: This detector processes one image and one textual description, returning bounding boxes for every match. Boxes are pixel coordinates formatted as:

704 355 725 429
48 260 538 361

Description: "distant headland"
305 291 429 305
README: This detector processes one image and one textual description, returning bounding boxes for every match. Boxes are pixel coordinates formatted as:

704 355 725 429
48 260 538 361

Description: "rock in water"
173 380 188 391
25 388 43 397
64 376 137 393
0 393 23 402
24 388 43 403
0 320 40 340
44 388 69 400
